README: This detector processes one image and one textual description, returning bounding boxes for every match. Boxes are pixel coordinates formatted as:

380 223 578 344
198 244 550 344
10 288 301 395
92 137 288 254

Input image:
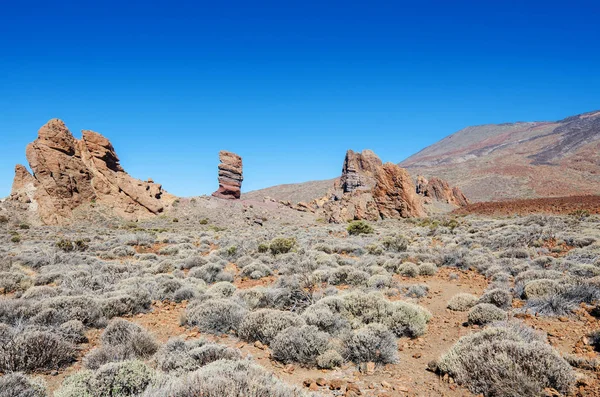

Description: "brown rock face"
9 119 175 224
340 149 382 193
416 176 469 206
212 151 243 199
323 150 425 222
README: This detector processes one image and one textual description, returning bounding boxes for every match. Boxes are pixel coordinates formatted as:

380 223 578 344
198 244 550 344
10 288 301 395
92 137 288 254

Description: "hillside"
401 110 600 202
243 178 336 203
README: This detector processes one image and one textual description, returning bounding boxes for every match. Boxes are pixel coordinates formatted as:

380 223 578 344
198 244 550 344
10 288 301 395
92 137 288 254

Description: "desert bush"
271 325 329 366
185 298 247 334
154 337 208 373
0 215 8 224
188 343 242 366
269 237 296 255
468 303 508 325
328 291 431 337
173 287 197 302
437 322 574 396
367 274 393 289
447 293 478 311
571 263 600 278
56 360 155 397
405 284 429 298
347 220 374 235
397 262 419 277
85 319 158 369
0 328 76 372
418 262 438 276
382 234 408 252
189 263 234 284
478 288 513 309
238 309 305 345
301 303 350 335
316 349 344 369
523 279 560 299
60 320 88 343
343 323 398 364
142 359 305 397
0 373 46 397
240 262 273 279
328 266 369 286
42 296 105 327
386 300 432 337
524 280 600 316
206 281 236 298
101 292 151 319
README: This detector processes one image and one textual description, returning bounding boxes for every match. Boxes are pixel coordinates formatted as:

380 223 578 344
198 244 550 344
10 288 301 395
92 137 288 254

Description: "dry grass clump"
447 293 478 311
437 322 574 396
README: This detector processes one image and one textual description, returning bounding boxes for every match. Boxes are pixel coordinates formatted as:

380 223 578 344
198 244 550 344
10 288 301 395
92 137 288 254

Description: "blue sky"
1 1 599 197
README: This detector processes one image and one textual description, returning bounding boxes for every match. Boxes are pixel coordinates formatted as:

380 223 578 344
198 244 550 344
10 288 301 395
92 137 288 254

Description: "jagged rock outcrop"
416 176 469 206
340 149 382 193
322 150 425 222
212 151 243 199
9 119 175 224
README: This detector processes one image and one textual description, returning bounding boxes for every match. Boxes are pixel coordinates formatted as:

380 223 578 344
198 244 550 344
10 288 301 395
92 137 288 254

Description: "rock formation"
212 151 243 199
416 176 469 206
9 119 175 224
340 149 382 193
322 150 425 222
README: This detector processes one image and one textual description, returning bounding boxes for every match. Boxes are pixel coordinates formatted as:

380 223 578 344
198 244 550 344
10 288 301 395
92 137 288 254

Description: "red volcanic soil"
454 195 600 216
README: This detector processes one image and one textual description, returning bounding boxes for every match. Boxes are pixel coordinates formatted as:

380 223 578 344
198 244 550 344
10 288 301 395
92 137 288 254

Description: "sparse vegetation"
347 220 374 235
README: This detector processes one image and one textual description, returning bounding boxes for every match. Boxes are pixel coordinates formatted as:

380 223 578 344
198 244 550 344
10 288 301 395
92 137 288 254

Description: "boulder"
212 151 243 199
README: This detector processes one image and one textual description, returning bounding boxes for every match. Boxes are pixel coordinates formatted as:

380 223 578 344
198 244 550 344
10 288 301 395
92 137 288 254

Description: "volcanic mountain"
401 110 600 202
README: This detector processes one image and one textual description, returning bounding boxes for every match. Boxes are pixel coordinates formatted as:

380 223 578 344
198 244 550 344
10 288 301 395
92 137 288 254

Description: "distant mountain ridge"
401 110 600 202
246 110 600 203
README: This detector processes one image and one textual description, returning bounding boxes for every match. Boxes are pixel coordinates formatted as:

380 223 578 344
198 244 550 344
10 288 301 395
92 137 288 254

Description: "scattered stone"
316 378 327 386
329 379 343 390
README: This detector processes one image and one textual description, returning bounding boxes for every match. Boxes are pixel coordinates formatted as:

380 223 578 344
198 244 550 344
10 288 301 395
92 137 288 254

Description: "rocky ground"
0 197 599 396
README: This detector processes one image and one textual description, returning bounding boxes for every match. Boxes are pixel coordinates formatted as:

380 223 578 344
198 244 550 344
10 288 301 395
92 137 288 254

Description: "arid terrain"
1 117 599 397
1 196 599 396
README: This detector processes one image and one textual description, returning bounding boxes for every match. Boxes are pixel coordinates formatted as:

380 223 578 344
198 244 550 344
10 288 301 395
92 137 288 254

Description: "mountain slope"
401 110 600 202
242 179 336 203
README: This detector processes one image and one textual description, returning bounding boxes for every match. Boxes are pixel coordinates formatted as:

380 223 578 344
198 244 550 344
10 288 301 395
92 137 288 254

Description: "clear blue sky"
1 1 599 197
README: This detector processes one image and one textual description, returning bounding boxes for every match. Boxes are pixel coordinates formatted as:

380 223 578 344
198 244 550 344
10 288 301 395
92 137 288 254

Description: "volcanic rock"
212 151 243 199
323 150 425 222
416 176 469 206
9 119 175 224
340 149 382 193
